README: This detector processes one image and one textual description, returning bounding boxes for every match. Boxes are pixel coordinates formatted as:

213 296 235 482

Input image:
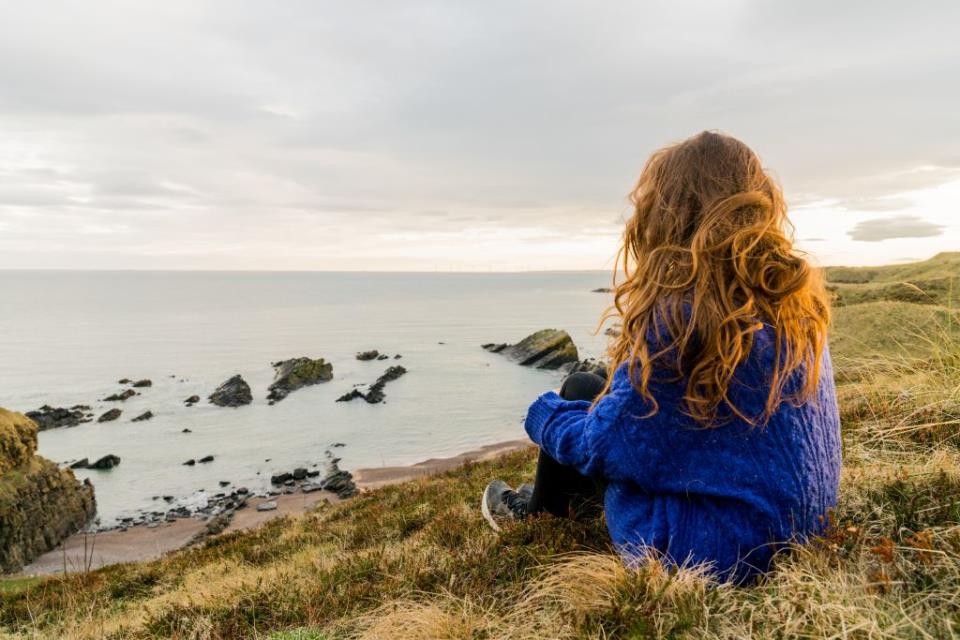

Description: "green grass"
0 577 40 595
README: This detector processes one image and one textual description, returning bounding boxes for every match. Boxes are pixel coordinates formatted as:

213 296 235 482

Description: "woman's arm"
524 368 640 479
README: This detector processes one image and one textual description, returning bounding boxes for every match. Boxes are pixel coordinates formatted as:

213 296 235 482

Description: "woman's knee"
559 371 606 402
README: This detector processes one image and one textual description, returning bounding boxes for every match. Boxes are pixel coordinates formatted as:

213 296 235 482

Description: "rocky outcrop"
266 357 333 403
336 365 407 404
98 408 122 423
482 328 579 370
131 379 152 388
356 350 379 361
104 389 137 402
567 357 609 378
0 408 96 573
24 405 93 431
131 410 153 422
88 454 121 470
209 375 252 407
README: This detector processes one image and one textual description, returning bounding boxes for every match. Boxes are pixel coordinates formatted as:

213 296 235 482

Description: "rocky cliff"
0 408 96 573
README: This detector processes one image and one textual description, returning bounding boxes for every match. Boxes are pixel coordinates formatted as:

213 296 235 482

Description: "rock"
97 408 122 423
394 354 402 359
198 455 214 463
376 354 389 360
256 500 278 512
184 395 200 405
69 458 89 469
482 328 579 370
364 365 407 404
89 454 121 470
208 375 253 407
131 410 154 422
118 378 132 384
183 459 196 466
292 467 308 480
320 467 358 499
25 405 94 431
266 357 334 403
356 350 379 361
591 287 614 293
219 480 230 487
236 487 249 495
306 469 320 478
104 389 137 402
301 482 323 493
132 379 152 388
271 472 293 485
566 357 609 378
339 366 407 404
331 442 346 448
336 389 365 403
182 428 192 433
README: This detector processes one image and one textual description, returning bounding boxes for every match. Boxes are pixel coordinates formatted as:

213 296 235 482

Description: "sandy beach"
17 439 532 576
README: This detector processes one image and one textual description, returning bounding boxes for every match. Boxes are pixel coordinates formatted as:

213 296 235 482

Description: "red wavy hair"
599 131 830 426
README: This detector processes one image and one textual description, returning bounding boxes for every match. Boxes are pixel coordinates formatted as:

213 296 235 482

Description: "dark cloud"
848 215 946 242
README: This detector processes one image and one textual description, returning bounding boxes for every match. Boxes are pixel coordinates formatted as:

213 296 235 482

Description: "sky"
0 1 958 271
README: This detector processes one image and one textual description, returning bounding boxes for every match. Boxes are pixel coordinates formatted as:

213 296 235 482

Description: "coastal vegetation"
2 253 959 638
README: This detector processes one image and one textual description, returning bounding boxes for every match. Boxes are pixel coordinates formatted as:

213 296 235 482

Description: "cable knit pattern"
524 327 842 583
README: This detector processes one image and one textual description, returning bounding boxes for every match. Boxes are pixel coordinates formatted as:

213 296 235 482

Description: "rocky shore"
15 439 531 576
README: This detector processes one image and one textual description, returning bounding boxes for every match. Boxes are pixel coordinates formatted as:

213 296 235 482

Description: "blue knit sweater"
524 328 842 582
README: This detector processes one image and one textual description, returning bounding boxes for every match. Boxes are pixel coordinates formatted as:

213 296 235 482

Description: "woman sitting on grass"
482 131 841 583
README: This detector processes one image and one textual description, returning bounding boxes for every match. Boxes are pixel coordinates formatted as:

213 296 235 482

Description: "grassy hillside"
2 255 960 639
827 252 960 308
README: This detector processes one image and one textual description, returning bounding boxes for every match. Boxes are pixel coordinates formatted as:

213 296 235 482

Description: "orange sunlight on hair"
598 131 831 427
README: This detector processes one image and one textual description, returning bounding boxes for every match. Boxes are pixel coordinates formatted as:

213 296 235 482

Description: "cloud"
847 215 946 242
0 1 958 268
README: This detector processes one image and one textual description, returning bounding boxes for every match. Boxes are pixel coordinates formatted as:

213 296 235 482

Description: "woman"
482 131 841 583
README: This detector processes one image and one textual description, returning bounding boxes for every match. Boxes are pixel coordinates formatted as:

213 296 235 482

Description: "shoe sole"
480 486 502 532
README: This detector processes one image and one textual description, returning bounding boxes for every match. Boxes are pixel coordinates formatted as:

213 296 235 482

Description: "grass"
2 255 960 638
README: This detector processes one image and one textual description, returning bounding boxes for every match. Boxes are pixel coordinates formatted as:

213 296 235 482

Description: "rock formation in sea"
104 389 137 402
336 365 407 404
0 408 96 573
355 350 379 361
208 375 253 407
24 405 93 431
97 408 122 423
266 357 333 403
482 328 580 370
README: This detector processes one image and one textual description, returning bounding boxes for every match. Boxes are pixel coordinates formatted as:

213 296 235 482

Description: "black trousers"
527 371 608 519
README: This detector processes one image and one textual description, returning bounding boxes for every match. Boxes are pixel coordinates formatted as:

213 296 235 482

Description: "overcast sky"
0 1 957 270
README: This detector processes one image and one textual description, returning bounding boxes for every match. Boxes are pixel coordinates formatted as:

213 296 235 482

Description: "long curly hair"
599 131 830 427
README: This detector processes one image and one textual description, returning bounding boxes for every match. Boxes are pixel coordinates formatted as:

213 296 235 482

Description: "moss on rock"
0 408 96 573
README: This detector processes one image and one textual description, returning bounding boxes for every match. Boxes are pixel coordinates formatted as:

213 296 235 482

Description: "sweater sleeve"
524 368 638 479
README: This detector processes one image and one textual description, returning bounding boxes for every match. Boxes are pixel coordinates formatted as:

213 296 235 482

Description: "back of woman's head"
603 130 830 426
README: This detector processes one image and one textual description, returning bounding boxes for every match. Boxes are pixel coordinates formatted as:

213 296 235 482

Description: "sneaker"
481 479 532 531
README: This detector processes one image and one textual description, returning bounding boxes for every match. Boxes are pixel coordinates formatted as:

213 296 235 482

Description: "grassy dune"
2 255 960 639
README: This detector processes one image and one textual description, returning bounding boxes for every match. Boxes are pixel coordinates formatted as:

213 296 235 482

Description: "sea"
0 271 612 526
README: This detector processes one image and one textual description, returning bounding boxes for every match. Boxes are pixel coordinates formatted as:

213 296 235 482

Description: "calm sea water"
0 271 612 525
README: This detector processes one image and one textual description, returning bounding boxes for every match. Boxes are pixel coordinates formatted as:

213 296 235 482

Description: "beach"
18 438 532 575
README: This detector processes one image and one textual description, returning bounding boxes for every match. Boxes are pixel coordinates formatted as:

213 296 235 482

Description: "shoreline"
14 438 532 576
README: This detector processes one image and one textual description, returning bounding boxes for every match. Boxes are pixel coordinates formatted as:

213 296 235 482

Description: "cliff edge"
0 408 96 573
